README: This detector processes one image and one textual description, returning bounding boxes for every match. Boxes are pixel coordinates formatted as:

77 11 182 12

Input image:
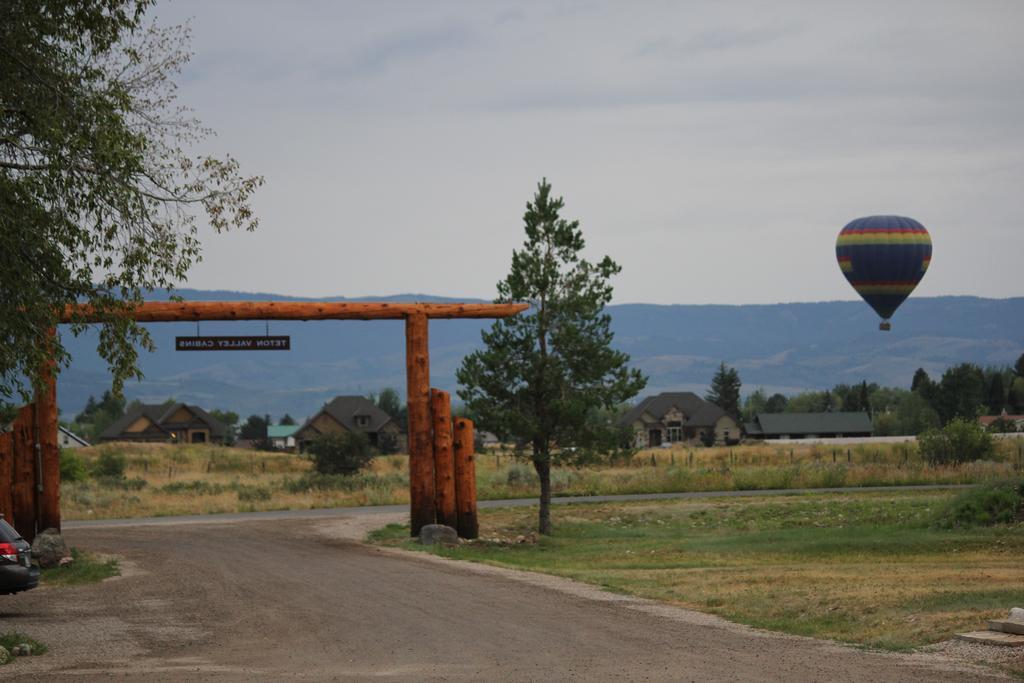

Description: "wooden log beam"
453 417 479 539
10 405 37 540
35 329 60 532
431 389 457 530
60 301 528 323
406 312 434 536
0 432 13 524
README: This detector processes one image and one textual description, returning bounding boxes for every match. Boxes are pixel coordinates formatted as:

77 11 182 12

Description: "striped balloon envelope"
836 216 932 330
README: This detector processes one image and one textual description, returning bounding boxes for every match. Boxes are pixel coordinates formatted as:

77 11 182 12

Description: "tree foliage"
705 362 741 418
917 418 994 466
71 389 125 440
764 393 788 413
306 431 375 476
987 373 1006 415
1 1 262 400
934 363 987 424
370 387 406 426
1011 377 1024 414
239 414 268 441
741 388 767 422
457 179 646 534
208 408 239 444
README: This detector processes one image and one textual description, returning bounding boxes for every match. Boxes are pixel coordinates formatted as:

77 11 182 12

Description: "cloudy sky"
156 0 1023 305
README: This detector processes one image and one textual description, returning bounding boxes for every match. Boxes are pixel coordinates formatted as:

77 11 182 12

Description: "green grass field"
370 489 1024 657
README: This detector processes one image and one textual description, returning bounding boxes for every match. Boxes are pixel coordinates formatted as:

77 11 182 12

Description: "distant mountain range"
55 290 1024 421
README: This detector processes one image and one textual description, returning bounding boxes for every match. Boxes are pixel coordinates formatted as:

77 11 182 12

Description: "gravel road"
0 511 1009 681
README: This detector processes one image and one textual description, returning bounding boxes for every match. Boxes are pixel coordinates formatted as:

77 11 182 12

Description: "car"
0 517 39 595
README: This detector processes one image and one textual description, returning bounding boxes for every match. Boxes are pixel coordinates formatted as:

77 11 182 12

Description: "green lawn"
370 490 1024 653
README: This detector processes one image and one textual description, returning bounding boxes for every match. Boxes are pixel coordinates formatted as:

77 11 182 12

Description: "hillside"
55 291 1024 419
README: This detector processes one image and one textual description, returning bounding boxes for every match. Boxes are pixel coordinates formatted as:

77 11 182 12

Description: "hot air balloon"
836 216 931 331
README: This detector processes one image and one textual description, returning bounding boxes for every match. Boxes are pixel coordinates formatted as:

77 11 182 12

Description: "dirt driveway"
0 513 1008 681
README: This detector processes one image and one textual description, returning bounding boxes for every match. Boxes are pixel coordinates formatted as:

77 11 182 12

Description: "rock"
418 524 458 546
990 608 1024 635
31 528 71 569
15 643 31 656
956 630 1024 647
0 646 10 665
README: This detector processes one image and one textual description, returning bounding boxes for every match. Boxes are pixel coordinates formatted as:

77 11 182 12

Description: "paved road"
2 506 1006 681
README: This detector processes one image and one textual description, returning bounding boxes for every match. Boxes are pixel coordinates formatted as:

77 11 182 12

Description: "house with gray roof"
100 403 227 444
744 412 873 440
294 396 405 453
618 392 741 447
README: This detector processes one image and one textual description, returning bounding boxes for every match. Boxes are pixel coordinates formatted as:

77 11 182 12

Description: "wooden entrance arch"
0 301 525 540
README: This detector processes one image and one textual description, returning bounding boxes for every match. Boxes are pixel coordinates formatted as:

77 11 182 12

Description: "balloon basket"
879 321 891 331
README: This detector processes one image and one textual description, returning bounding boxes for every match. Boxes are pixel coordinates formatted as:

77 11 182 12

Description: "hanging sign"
175 336 291 351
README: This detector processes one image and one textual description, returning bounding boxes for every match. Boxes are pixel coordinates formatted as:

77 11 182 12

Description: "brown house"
100 403 227 444
294 396 405 453
619 392 741 447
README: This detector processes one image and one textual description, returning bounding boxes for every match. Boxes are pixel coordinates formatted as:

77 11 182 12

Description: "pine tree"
705 363 742 418
458 179 647 535
911 368 932 392
859 381 871 417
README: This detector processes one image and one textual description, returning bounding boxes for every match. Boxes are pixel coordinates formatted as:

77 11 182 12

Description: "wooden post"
453 417 479 539
10 405 37 540
406 312 434 536
36 329 60 532
0 431 13 524
431 389 457 529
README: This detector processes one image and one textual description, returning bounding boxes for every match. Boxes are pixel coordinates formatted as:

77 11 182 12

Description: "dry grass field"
59 439 1024 521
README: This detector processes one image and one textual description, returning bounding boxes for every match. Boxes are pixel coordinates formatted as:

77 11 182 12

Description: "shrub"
987 416 1019 434
236 485 272 503
91 449 127 478
281 472 407 494
306 432 375 475
94 475 146 490
917 418 994 466
506 465 535 486
59 449 88 482
160 480 226 495
933 479 1024 528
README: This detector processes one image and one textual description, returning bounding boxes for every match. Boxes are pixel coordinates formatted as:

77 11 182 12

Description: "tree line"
703 353 1024 436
